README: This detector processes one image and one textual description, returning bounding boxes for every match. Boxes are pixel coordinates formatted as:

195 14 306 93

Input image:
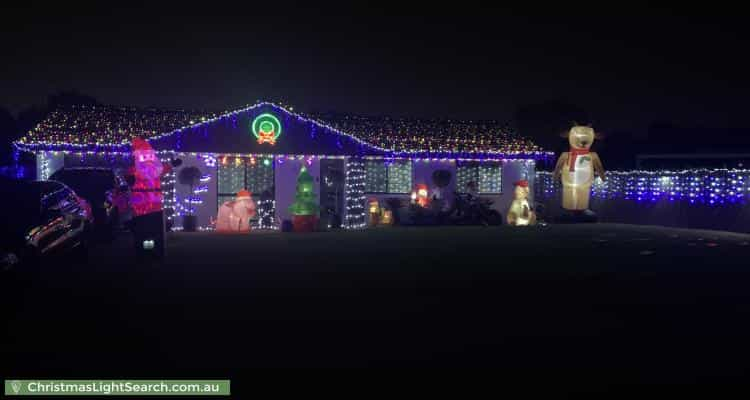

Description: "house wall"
43 149 534 228
36 152 65 180
413 159 458 205
274 157 321 224
173 154 218 229
364 159 535 220
63 153 132 171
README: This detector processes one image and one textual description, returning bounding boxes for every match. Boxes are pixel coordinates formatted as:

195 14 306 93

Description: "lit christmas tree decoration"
288 166 319 232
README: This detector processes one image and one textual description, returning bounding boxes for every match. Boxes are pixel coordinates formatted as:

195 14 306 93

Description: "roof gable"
16 101 551 159
148 103 388 156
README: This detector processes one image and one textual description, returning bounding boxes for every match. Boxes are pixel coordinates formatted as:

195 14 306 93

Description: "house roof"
16 102 551 159
17 104 220 148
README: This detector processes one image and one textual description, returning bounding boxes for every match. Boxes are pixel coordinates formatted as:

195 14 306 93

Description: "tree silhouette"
0 107 17 164
431 169 452 193
178 166 203 216
512 100 590 155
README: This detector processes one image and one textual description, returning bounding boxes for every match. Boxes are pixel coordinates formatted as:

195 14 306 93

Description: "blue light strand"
535 169 750 206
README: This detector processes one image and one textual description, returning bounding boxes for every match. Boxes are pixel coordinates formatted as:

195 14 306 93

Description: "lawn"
3 224 750 387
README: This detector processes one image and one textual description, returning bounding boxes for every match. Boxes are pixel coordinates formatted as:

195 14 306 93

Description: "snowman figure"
506 180 536 226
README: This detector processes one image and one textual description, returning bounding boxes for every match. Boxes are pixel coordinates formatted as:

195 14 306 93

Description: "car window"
50 169 115 202
0 181 41 226
38 182 67 209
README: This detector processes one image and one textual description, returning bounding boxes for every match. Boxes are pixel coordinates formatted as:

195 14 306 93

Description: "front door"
319 159 345 229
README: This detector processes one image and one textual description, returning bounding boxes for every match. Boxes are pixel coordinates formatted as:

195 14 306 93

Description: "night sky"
3 7 749 141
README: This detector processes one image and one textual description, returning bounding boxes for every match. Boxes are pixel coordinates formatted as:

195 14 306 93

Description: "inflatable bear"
507 180 536 226
553 125 605 213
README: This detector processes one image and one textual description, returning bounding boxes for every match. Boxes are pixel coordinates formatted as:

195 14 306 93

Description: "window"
456 162 502 194
478 164 503 193
364 160 387 193
217 158 245 195
245 161 275 195
364 159 412 193
217 156 274 207
387 161 412 193
456 164 477 194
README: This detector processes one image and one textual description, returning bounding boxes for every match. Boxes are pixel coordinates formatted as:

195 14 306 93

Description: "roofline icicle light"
15 101 553 160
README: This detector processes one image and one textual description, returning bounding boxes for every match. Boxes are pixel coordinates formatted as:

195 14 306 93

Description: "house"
15 102 551 229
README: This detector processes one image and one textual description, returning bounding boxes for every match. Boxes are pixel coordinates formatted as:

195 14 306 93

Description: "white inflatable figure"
216 190 256 232
506 180 536 226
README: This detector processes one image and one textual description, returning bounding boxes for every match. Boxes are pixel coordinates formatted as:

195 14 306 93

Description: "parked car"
49 167 131 234
0 178 93 270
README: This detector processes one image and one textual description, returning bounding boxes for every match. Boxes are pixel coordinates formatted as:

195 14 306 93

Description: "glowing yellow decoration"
380 209 393 226
506 180 536 226
368 198 380 226
411 184 431 207
553 125 606 211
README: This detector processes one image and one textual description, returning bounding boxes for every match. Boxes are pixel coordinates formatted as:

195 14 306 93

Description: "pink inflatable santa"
216 190 257 232
128 138 173 217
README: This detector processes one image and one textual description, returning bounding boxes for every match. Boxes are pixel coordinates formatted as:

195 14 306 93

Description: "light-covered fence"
535 169 750 233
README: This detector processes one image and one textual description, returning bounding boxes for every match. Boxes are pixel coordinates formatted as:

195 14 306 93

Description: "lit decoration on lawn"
411 184 431 207
344 158 367 229
368 198 380 226
380 209 393 226
251 113 282 145
553 125 605 212
129 138 173 216
255 189 277 230
216 190 256 232
507 180 536 226
536 168 750 206
288 166 319 232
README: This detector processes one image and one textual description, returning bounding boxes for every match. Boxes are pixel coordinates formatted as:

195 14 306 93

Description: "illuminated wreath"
251 113 282 145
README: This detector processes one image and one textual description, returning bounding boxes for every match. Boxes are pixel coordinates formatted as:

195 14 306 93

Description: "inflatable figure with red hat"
215 189 257 232
507 179 536 226
410 183 431 208
128 138 179 217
